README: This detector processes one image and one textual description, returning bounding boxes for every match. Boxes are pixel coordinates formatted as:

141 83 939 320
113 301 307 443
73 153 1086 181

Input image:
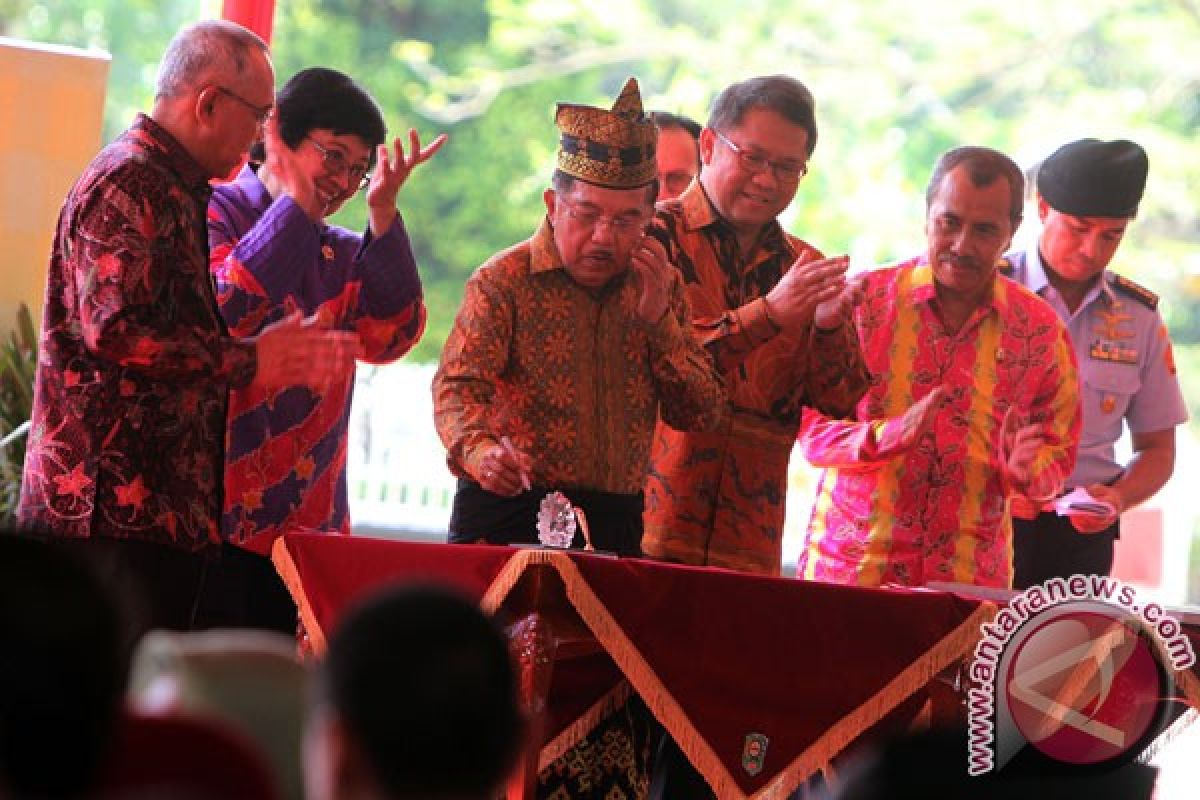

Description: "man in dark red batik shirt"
17 20 356 633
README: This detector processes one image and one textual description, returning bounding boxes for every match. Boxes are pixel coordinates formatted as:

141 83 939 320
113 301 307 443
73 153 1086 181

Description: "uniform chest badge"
1101 395 1117 414
742 732 769 776
1093 324 1135 341
1097 307 1132 326
321 244 335 261
1089 340 1138 365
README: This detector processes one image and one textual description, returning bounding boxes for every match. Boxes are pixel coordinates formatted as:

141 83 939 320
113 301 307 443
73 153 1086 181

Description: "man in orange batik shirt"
643 75 869 576
434 79 724 557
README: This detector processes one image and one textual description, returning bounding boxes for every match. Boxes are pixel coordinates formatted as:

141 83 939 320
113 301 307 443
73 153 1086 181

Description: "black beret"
1037 138 1148 218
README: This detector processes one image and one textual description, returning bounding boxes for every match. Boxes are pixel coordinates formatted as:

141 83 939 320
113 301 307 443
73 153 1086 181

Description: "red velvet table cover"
273 533 993 799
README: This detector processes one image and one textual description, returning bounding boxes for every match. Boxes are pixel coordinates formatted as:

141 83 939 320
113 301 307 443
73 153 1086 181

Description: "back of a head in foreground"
310 584 524 800
0 532 126 798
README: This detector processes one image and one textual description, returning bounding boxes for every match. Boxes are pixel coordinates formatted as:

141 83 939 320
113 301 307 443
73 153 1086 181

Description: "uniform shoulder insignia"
1108 273 1159 310
995 256 1014 276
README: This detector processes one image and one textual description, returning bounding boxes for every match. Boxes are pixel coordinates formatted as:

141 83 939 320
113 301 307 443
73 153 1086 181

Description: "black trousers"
448 479 644 557
193 541 298 634
1012 511 1119 589
50 537 296 639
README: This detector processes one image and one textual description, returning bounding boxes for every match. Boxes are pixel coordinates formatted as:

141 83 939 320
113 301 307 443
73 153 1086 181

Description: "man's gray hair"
155 19 268 98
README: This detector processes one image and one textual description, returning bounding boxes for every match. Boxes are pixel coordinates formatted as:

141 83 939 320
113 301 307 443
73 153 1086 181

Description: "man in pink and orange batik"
798 146 1081 589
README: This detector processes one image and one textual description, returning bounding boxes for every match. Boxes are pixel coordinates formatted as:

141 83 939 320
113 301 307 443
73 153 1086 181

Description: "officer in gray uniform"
1004 138 1188 587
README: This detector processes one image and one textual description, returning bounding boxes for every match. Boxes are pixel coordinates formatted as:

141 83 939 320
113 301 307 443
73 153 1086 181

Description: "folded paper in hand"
1053 487 1116 517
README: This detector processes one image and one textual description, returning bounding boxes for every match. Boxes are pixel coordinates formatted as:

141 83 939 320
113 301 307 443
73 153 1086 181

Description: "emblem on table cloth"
741 732 769 776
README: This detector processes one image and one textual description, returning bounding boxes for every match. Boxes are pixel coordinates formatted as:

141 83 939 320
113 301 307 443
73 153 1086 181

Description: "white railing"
343 363 815 561
0 419 31 451
344 362 1196 600
347 363 454 539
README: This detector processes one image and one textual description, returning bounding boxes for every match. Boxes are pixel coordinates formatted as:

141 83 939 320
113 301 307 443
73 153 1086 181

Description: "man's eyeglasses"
215 86 273 128
713 129 808 182
306 138 372 192
558 196 647 234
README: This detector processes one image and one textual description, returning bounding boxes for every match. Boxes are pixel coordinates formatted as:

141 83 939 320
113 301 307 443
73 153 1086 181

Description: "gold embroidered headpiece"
555 77 657 189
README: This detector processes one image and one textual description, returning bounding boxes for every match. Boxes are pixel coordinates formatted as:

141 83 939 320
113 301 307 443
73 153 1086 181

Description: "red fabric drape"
222 0 275 44
274 534 995 798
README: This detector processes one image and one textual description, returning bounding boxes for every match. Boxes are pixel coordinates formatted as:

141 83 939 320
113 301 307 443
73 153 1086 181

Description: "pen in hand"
502 436 532 492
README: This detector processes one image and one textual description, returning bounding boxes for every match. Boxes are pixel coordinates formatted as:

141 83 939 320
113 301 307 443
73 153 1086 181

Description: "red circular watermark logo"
966 577 1193 776
1003 603 1170 767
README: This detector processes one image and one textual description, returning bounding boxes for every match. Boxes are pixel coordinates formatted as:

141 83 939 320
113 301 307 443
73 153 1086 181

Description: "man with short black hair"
0 533 125 799
1006 139 1188 586
304 584 523 800
643 74 868 576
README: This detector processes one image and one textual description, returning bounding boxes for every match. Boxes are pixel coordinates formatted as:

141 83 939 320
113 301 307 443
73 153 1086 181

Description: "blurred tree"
3 0 200 143
8 0 1200 600
5 0 1197 367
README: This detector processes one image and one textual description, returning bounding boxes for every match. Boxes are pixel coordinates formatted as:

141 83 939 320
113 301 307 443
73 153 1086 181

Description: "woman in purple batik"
206 67 445 631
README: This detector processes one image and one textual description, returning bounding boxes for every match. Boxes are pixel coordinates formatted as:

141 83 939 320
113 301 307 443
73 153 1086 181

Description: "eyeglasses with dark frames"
214 86 273 127
713 129 809 182
306 137 372 192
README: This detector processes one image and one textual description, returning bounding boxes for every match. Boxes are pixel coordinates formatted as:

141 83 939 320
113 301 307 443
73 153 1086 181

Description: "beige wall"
0 37 110 338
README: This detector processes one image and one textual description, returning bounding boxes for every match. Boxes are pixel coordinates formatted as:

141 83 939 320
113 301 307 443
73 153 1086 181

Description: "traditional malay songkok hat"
555 77 658 189
1037 138 1148 218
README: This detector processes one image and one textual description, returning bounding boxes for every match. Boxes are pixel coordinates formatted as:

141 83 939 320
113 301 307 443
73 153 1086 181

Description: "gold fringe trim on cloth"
476 550 999 799
538 680 634 771
751 601 998 800
479 547 550 614
501 550 747 799
271 538 328 657
276 542 1003 799
1176 662 1200 712
481 549 640 774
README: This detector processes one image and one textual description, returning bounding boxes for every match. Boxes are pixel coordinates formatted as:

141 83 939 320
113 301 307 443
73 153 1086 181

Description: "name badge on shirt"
1089 340 1138 365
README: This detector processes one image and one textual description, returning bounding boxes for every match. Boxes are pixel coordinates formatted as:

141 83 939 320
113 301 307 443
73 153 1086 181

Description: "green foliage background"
5 0 1198 366
5 0 1200 593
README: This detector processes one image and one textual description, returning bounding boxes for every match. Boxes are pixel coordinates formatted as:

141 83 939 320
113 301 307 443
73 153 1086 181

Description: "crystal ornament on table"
537 491 576 548
536 491 593 550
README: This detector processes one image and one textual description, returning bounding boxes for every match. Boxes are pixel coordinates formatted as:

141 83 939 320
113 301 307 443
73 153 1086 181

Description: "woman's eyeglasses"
306 137 372 192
